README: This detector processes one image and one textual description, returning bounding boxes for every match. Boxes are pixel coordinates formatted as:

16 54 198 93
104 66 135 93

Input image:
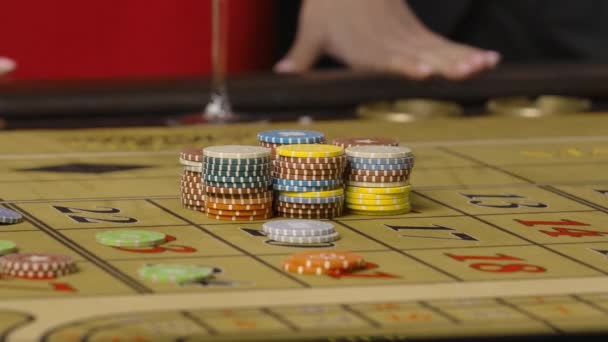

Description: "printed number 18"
446 253 546 273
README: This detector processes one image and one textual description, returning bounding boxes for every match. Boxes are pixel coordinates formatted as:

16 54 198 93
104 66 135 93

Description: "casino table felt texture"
3 114 608 341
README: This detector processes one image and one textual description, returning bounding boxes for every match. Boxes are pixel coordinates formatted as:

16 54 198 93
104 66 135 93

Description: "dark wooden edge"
1 63 608 118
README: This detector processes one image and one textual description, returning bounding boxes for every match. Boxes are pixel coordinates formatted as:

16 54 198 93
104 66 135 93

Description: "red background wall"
0 0 275 80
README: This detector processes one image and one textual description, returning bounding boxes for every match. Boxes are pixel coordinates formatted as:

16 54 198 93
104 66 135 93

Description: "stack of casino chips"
179 147 206 211
0 253 77 279
273 144 346 219
262 219 340 245
331 136 400 149
257 130 325 163
202 145 273 221
344 145 414 215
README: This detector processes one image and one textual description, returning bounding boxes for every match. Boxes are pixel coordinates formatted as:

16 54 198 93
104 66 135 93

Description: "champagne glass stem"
205 0 232 121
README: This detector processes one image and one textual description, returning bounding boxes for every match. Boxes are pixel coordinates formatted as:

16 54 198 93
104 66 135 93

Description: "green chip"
138 264 215 284
0 240 17 255
95 230 166 247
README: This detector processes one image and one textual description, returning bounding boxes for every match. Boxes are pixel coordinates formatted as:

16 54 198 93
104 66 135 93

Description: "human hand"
0 57 16 77
275 0 500 80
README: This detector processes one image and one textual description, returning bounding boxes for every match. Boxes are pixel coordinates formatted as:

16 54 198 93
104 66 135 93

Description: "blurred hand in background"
275 0 500 80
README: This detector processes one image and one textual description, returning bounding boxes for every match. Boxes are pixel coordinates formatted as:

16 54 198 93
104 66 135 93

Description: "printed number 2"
446 253 546 273
460 194 548 209
53 206 138 224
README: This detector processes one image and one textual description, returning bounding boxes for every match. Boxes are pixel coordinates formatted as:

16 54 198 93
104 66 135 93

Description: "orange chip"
284 251 366 273
282 261 328 275
205 196 273 205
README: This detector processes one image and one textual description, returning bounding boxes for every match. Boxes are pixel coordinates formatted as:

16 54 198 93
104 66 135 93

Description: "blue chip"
273 178 342 187
273 184 337 192
0 208 23 225
348 157 415 166
257 130 325 144
349 163 411 171
278 195 344 204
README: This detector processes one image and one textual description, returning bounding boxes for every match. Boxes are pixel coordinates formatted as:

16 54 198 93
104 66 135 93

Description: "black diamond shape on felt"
17 163 151 174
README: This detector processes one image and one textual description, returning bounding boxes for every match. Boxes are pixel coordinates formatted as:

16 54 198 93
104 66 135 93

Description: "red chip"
0 253 77 279
180 147 204 162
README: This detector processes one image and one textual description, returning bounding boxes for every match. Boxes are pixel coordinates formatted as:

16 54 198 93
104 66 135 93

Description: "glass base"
203 93 239 123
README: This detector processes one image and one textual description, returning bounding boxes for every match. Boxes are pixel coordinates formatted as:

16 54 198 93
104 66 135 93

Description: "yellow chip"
276 144 344 158
345 191 410 200
346 185 411 194
345 197 409 206
346 203 411 212
348 208 411 216
281 188 344 198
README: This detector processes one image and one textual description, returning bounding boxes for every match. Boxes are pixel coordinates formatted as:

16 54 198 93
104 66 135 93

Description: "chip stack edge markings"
344 145 414 216
272 144 346 219
263 219 340 244
0 253 78 279
202 145 273 221
179 147 206 212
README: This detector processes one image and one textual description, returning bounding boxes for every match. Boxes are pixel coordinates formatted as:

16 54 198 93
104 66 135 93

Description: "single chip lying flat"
285 251 365 271
96 230 167 248
139 264 214 284
0 240 17 255
0 208 23 224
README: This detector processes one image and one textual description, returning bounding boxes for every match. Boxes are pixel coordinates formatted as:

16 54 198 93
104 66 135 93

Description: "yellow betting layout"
2 114 608 341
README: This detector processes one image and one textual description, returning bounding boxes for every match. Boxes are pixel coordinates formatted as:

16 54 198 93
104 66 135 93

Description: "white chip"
268 231 340 244
179 158 203 167
203 145 271 159
347 181 410 188
263 219 335 237
183 165 203 172
345 145 412 158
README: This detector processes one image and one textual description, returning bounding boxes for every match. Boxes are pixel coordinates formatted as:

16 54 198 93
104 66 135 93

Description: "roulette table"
1 66 608 341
